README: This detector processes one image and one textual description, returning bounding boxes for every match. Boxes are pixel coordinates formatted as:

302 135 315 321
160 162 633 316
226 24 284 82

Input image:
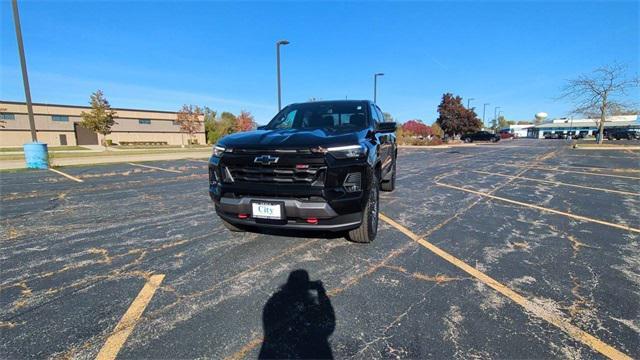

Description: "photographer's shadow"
259 269 335 359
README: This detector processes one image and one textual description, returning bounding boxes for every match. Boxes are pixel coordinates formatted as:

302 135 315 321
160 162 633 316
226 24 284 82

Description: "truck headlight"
212 145 226 157
325 144 366 159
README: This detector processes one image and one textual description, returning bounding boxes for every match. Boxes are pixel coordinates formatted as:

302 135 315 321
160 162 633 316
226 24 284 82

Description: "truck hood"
217 129 365 149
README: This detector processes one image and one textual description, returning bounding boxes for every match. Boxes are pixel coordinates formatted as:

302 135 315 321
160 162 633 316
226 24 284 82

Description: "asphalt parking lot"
1 139 638 359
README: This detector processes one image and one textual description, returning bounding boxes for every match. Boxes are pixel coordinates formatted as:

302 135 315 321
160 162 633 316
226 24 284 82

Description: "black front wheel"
347 176 379 243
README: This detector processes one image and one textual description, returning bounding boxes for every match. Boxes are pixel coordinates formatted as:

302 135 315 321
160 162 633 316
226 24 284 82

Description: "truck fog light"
343 172 362 192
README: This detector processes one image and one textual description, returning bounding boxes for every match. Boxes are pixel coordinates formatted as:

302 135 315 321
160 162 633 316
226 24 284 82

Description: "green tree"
431 122 444 138
206 111 237 144
80 90 117 148
203 107 218 144
497 116 515 130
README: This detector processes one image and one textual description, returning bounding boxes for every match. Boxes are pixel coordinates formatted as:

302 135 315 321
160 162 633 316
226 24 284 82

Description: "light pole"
373 73 384 104
467 98 475 109
11 0 36 142
493 106 501 130
483 103 490 127
276 39 290 111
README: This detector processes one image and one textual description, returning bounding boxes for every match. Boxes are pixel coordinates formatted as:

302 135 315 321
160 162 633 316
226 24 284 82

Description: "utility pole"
373 73 384 104
493 106 501 131
483 103 490 127
276 40 290 111
12 0 36 142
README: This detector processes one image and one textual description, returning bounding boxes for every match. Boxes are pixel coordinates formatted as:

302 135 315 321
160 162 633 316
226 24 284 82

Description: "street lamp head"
375 72 384 76
277 40 290 46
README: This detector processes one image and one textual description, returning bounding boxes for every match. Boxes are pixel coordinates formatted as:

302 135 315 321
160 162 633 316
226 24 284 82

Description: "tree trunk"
597 95 607 144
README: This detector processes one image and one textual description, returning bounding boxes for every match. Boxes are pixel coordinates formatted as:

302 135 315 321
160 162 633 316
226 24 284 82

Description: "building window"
52 115 69 122
59 134 68 145
0 113 16 120
139 119 151 125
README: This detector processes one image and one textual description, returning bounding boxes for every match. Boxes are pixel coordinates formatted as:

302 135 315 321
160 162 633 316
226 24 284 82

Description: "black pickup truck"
208 100 397 243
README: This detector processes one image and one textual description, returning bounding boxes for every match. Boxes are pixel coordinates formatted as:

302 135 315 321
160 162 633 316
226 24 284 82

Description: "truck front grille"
225 165 325 184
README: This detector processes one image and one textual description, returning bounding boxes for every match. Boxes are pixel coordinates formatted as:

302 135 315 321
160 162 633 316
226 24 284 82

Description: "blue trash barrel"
23 142 49 169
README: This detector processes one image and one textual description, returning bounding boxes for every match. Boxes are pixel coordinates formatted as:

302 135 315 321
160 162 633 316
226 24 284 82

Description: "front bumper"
215 198 362 232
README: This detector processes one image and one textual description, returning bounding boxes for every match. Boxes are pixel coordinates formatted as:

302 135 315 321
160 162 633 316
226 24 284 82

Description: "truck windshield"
265 102 369 131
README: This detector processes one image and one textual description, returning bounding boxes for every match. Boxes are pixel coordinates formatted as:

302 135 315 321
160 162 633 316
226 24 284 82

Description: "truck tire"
222 219 245 232
347 175 379 243
381 160 396 192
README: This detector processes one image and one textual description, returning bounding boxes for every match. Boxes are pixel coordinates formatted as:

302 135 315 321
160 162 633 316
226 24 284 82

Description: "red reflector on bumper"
238 213 249 219
306 218 318 224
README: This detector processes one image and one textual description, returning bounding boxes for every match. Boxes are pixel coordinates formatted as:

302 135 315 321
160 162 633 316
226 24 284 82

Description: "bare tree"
559 64 639 143
176 105 203 146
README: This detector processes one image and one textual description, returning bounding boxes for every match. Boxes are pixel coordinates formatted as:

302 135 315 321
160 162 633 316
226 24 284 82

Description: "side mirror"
376 122 397 133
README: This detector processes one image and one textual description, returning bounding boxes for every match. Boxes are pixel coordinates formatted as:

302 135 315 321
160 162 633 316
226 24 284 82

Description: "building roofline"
0 100 179 114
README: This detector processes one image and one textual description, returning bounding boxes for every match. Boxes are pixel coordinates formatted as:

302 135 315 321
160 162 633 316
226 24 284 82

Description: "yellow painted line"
96 274 165 360
436 181 640 233
49 168 84 183
127 162 182 173
473 170 640 196
497 163 640 180
379 213 632 360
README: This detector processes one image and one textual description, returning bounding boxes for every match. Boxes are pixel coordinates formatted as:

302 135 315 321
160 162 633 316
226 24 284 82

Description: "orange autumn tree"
176 105 203 146
236 110 257 132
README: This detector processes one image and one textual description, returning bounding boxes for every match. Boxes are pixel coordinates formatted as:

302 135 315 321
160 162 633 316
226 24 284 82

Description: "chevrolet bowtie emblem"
254 155 280 165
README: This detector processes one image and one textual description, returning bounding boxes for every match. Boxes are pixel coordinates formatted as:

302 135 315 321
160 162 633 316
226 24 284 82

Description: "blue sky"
1 1 638 125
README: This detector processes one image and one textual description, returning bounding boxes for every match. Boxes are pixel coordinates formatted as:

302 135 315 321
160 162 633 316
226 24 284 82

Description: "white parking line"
473 170 640 196
496 163 640 180
49 168 84 183
436 181 640 233
127 162 182 173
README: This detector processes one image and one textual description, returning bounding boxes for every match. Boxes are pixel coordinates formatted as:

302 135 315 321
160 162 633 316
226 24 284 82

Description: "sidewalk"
0 150 212 170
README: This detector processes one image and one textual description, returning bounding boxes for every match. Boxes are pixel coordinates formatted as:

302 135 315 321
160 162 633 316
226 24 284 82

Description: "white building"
527 115 638 139
500 124 534 138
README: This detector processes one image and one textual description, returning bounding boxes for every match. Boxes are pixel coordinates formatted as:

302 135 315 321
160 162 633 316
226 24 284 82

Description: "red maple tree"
402 120 432 137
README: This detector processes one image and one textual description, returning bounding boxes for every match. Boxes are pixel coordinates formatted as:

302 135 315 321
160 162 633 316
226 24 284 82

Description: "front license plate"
251 202 283 220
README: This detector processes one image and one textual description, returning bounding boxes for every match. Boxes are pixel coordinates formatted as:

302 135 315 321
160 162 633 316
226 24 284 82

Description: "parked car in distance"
544 132 566 139
461 131 500 143
208 100 397 243
607 128 640 140
499 130 514 139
